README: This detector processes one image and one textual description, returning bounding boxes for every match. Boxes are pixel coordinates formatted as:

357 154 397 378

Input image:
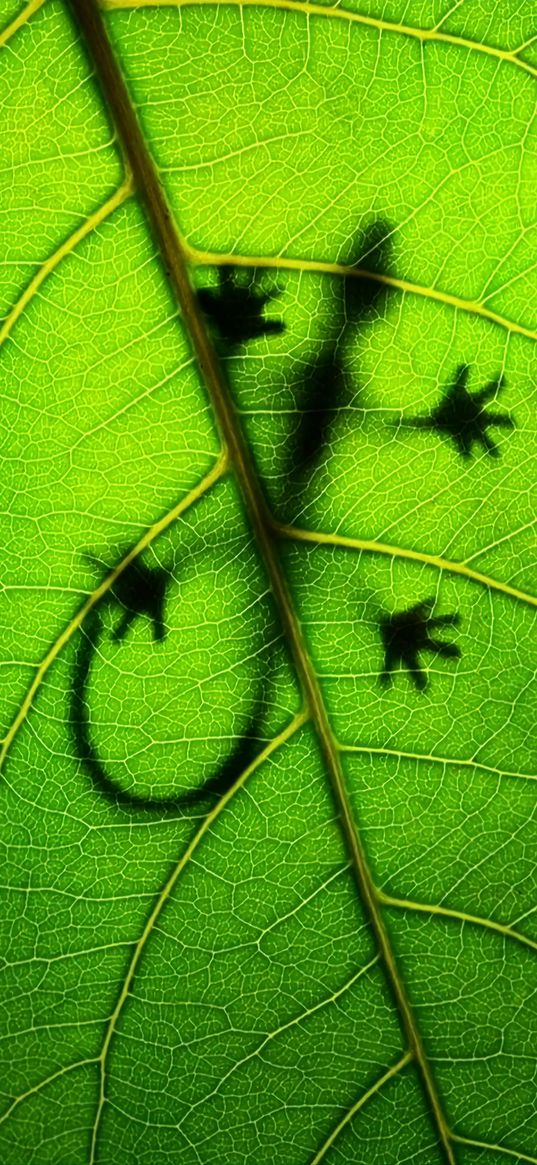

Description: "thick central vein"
70 2 456 1160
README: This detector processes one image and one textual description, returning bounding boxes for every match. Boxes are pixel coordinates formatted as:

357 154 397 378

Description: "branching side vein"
275 522 537 611
0 455 228 775
69 4 460 1160
99 0 537 82
379 892 537 955
0 177 133 349
187 248 537 342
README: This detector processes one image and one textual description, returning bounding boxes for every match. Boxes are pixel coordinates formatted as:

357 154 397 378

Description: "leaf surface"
0 1 536 1163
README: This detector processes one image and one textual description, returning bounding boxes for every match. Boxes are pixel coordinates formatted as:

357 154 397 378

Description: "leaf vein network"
275 522 537 610
0 178 133 351
1 0 533 1159
99 0 537 82
338 743 537 784
309 1051 414 1165
0 0 46 48
88 709 307 1162
379 892 537 955
187 248 537 342
0 455 228 776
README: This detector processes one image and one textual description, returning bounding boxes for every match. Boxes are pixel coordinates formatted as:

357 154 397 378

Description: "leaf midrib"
68 0 457 1160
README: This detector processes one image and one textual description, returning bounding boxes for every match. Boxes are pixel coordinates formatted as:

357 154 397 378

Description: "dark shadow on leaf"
379 597 461 692
400 364 515 460
291 352 347 473
198 264 285 353
287 220 393 486
108 558 170 643
70 566 271 814
342 219 393 325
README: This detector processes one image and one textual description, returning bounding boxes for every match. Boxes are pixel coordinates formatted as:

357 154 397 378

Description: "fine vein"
71 4 458 1159
0 1058 98 1126
0 0 46 49
186 248 537 342
274 522 537 611
378 892 537 955
309 1050 413 1165
0 454 227 775
99 0 537 82
451 1134 537 1165
0 177 133 349
177 953 381 1127
88 710 307 1163
338 742 537 784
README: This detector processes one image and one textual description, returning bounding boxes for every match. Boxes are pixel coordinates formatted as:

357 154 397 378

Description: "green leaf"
0 1 536 1163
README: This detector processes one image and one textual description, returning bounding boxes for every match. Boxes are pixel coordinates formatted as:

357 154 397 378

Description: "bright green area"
0 1 535 1163
0 0 120 317
110 4 537 329
0 0 32 31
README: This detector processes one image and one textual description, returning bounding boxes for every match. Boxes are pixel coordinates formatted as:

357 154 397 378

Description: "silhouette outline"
198 264 284 350
380 598 461 691
403 364 514 459
291 221 393 477
71 557 270 813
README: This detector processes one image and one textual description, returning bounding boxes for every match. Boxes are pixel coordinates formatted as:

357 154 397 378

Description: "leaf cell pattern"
0 1 536 1164
379 599 461 691
403 364 515 460
198 264 284 349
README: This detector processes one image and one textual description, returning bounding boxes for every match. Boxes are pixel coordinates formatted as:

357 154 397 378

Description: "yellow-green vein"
338 742 537 783
0 177 133 349
0 0 45 48
378 892 537 956
0 1058 99 1127
309 1050 414 1165
177 952 381 1127
99 0 537 82
186 246 537 343
274 522 537 611
88 708 308 1164
451 1134 537 1165
0 453 228 776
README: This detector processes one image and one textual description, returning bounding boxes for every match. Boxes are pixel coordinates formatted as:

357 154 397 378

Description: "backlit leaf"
0 1 536 1163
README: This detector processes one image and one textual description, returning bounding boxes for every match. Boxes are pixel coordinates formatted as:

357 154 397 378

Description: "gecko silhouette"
380 598 461 691
403 364 514 459
71 560 268 812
